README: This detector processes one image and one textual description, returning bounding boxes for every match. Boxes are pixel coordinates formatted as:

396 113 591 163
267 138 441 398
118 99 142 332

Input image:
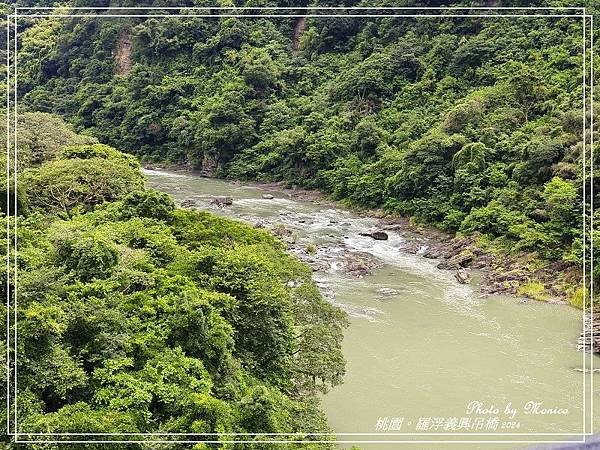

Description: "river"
145 169 599 449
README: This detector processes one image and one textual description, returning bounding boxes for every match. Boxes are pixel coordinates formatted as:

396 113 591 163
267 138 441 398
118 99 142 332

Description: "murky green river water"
145 169 599 449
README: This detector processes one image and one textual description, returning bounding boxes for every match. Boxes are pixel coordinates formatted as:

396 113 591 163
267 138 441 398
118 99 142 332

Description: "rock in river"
359 230 389 240
455 269 471 284
262 193 274 199
211 196 233 207
181 198 197 208
376 287 401 298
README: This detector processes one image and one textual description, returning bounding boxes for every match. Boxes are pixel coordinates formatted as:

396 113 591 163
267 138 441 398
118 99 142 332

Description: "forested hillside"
0 112 347 445
12 1 599 295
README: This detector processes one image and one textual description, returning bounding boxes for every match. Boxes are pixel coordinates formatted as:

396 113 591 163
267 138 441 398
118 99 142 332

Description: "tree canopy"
0 113 347 447
12 1 596 271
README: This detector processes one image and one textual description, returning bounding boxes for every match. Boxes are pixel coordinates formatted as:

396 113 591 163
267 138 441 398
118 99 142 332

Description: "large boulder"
211 196 233 207
359 230 389 241
471 254 492 269
422 247 443 259
455 269 471 284
437 249 475 270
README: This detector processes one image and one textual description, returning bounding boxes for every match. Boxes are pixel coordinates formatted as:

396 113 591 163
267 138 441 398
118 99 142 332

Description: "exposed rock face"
200 153 219 177
471 254 492 269
115 30 133 75
437 249 475 270
292 17 307 50
578 315 600 354
483 267 530 296
359 230 389 240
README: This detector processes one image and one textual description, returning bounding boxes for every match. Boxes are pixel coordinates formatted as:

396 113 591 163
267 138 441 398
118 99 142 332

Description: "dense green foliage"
0 113 347 446
13 1 598 279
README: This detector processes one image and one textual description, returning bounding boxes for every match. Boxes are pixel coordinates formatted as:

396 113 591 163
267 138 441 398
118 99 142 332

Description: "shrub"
54 233 119 282
120 190 175 222
23 157 144 217
517 281 548 302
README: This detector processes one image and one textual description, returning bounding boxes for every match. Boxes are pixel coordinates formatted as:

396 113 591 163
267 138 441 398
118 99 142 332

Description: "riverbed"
145 169 599 449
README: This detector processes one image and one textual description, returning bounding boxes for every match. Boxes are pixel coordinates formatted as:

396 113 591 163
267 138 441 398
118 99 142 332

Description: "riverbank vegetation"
0 112 347 445
12 0 598 304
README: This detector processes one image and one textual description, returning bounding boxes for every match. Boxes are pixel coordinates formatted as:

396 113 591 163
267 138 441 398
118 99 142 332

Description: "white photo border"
4 5 595 445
